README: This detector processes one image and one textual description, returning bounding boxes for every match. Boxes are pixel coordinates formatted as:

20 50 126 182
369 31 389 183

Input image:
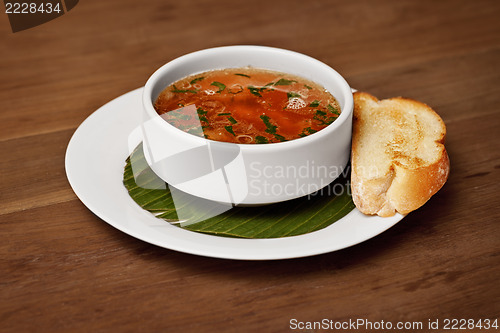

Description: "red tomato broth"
154 68 341 144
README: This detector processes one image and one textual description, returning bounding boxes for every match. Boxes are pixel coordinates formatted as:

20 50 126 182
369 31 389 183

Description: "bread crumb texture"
351 92 450 217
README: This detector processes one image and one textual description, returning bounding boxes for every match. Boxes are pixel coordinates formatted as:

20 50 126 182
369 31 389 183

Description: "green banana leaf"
123 144 355 238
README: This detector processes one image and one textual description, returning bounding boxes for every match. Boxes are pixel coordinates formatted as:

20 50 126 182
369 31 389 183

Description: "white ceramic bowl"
141 46 353 205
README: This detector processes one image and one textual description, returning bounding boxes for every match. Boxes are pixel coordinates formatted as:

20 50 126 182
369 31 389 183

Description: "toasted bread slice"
351 92 449 217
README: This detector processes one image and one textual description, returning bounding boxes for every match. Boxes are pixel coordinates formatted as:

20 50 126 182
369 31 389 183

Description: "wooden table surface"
1 1 499 332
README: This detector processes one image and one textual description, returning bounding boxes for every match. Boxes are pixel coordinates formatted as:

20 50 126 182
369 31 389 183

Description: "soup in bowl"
141 46 353 205
154 67 342 144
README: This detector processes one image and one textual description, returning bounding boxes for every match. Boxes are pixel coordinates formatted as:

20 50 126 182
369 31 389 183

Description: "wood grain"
1 0 499 332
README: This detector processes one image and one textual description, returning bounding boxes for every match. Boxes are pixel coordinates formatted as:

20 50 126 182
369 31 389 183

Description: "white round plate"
65 88 404 260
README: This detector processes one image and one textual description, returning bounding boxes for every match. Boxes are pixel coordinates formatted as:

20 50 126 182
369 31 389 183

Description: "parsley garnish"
299 127 317 137
327 104 340 115
260 115 277 134
309 100 320 107
228 116 237 124
190 77 205 84
274 78 297 86
313 111 326 123
287 92 301 99
248 86 266 97
274 134 287 142
305 127 317 134
235 73 250 78
199 115 208 123
260 115 286 141
304 84 312 90
225 125 236 136
217 112 231 116
313 108 337 125
211 81 226 93
196 107 207 115
255 136 268 144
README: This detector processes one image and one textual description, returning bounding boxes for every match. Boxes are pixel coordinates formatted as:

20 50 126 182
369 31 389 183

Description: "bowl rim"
142 45 353 150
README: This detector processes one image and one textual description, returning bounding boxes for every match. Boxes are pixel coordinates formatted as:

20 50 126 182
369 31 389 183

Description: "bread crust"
351 92 450 217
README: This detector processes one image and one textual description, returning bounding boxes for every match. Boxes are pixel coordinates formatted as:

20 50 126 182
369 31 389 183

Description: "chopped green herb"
287 92 301 99
248 86 263 97
228 116 238 124
313 110 327 124
260 115 277 134
298 127 318 137
190 77 205 84
304 84 312 90
199 115 208 123
235 73 250 78
255 136 268 144
274 78 297 86
273 134 287 142
264 82 275 87
309 100 320 107
327 116 337 125
217 112 231 116
305 127 317 134
171 85 197 93
327 104 340 115
211 81 226 93
225 125 236 136
313 108 337 125
313 116 323 123
196 107 207 115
